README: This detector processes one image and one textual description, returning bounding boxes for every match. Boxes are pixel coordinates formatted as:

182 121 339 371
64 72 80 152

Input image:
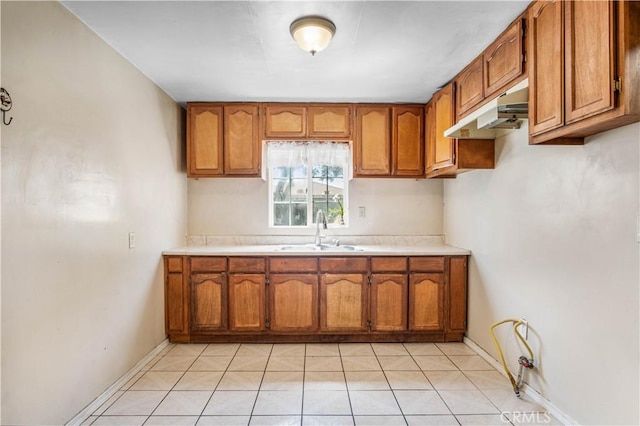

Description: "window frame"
266 142 350 229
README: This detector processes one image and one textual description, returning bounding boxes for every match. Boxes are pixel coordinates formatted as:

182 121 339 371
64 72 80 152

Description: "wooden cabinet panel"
187 105 223 176
448 257 468 332
269 257 318 273
371 274 408 331
191 257 226 273
529 1 565 136
319 257 368 273
409 273 444 331
432 83 456 170
269 274 318 332
409 257 445 272
228 273 266 331
264 105 306 138
320 273 367 331
455 57 484 119
370 257 407 273
167 257 183 273
484 19 525 97
564 0 615 124
224 104 260 175
165 266 188 335
392 106 424 176
191 273 227 331
355 106 391 176
228 257 266 273
308 106 352 138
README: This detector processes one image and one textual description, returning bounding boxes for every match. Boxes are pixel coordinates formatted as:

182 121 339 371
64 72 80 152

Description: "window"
267 141 350 228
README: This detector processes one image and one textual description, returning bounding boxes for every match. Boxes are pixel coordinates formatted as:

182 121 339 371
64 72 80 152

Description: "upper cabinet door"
187 105 224 177
263 105 306 138
484 18 525 97
392 106 424 176
455 56 484 119
529 0 565 136
308 105 352 138
432 83 456 171
354 106 391 176
564 0 615 124
224 104 261 176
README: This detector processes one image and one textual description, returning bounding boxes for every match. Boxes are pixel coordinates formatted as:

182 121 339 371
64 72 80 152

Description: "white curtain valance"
264 141 351 179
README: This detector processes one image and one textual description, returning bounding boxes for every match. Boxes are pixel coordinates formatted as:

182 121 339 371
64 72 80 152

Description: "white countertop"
163 235 470 256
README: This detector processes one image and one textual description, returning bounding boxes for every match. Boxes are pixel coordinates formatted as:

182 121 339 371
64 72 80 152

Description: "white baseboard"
66 338 170 425
463 336 577 426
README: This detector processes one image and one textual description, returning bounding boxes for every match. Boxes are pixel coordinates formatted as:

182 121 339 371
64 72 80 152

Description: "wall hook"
1 87 13 125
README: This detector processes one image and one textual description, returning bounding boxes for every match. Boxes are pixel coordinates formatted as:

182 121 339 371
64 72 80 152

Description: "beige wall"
1 2 186 424
188 178 443 236
444 124 640 425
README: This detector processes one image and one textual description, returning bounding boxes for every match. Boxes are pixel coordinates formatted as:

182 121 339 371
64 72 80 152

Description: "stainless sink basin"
275 244 363 252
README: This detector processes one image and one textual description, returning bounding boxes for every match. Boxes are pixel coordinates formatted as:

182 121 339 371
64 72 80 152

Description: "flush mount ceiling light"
290 16 336 56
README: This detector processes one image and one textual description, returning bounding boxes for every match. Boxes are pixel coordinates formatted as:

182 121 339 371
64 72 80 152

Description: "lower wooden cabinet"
191 273 227 332
320 273 368 332
164 254 468 343
370 273 407 331
269 274 318 332
228 273 265 331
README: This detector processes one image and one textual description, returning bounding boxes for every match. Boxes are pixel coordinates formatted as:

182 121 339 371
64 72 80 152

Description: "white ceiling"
62 1 529 105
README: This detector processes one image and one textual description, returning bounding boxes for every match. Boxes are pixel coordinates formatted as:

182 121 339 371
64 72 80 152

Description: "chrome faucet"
314 209 328 246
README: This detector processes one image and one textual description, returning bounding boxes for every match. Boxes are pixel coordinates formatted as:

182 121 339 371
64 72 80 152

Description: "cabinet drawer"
166 256 183 273
371 257 407 272
191 257 226 272
319 257 368 273
409 257 445 272
229 257 266 273
270 257 318 273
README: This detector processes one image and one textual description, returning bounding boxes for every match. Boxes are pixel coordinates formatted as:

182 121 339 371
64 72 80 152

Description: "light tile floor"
81 342 561 426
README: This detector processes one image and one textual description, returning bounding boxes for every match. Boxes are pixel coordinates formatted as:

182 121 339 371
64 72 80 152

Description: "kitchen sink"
275 244 363 252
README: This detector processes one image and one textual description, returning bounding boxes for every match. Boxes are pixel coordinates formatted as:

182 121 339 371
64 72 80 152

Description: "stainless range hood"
444 78 528 139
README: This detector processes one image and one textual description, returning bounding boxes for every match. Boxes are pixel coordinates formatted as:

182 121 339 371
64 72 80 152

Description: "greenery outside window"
267 141 350 228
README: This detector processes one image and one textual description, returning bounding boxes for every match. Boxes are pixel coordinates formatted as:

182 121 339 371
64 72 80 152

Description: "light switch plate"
129 232 135 249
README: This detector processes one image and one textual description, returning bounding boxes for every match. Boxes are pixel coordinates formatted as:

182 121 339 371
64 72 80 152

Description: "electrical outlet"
359 207 366 218
128 232 135 249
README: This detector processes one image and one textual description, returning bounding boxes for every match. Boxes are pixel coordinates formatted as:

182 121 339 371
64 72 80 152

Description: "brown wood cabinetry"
355 105 425 177
165 254 467 343
392 106 424 176
187 103 261 177
528 0 640 144
164 256 189 341
354 106 391 176
308 106 352 138
426 83 494 178
456 56 484 120
484 18 525 99
263 104 352 139
227 257 266 331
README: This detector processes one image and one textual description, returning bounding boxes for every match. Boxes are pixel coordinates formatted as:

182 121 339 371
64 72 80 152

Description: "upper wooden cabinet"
187 105 224 176
308 106 352 138
428 84 456 173
224 105 261 175
426 83 495 178
455 56 485 120
355 105 424 177
454 16 526 120
392 106 424 176
528 0 640 144
483 18 525 98
187 103 261 177
354 106 391 176
263 104 352 139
